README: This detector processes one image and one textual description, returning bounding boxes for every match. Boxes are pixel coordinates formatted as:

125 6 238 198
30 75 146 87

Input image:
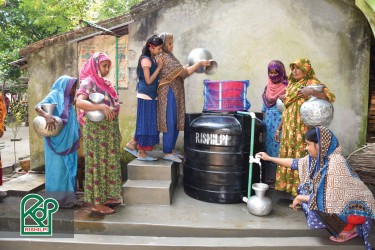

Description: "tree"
0 0 141 81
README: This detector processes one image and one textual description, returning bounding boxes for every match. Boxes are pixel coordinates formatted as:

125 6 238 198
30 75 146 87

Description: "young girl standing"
125 35 164 160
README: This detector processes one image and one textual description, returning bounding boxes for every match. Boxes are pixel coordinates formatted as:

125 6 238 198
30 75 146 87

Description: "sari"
37 75 81 207
261 60 288 183
293 126 375 249
77 52 122 205
157 33 189 133
0 93 5 186
276 58 335 196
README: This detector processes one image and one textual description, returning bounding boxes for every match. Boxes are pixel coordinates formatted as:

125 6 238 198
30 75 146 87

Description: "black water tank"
184 112 265 204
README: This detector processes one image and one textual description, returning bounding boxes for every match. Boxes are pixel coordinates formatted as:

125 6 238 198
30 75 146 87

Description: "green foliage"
9 101 27 123
0 0 141 80
9 83 27 95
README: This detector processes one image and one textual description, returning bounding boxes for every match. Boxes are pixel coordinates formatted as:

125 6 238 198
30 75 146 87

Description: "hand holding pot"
200 60 211 67
45 114 57 131
298 87 313 98
100 103 115 121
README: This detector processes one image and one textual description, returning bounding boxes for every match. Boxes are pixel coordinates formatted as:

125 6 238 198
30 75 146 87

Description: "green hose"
237 111 256 198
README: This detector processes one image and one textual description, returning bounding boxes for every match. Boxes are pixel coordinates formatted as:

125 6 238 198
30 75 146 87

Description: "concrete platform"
0 173 45 196
0 179 370 249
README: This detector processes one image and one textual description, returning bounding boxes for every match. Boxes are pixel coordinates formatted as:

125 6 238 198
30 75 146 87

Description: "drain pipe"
237 111 256 198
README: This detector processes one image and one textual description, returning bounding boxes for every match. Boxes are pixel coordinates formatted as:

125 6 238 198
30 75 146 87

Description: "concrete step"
122 179 177 205
0 233 366 249
0 173 45 196
127 159 178 181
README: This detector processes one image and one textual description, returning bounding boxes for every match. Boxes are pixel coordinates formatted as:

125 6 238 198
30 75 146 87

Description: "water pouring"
237 111 272 216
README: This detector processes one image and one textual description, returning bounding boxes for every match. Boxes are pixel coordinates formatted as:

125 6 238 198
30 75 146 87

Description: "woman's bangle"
276 130 281 133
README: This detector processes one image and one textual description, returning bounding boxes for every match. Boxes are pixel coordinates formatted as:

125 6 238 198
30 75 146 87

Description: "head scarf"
79 52 117 99
303 127 375 220
159 32 173 53
262 60 288 108
158 32 185 87
283 58 321 108
37 75 80 155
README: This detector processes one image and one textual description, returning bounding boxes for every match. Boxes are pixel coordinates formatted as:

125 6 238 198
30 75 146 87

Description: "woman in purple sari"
35 75 80 208
261 60 287 186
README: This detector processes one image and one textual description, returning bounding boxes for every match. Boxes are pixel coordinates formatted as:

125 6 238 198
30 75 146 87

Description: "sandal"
329 231 358 243
173 151 184 159
124 147 138 157
137 155 158 161
163 154 182 163
90 204 115 215
104 199 121 207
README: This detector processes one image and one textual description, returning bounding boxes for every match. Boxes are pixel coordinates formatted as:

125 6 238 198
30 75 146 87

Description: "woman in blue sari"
257 127 375 249
35 75 81 208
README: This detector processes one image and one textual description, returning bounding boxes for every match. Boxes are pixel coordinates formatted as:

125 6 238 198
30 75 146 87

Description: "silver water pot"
276 98 284 113
86 93 106 122
300 84 334 127
33 103 63 137
243 183 272 216
187 48 218 75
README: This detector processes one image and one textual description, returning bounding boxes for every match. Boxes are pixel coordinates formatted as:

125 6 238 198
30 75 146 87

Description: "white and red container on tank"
203 80 250 112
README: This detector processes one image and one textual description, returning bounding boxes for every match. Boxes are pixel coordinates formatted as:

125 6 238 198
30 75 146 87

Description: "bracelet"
276 130 281 133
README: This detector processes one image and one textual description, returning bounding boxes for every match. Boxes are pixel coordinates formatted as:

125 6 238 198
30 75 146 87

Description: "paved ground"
1 125 30 168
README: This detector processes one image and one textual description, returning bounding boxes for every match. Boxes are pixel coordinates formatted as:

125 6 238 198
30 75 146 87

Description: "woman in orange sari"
275 58 335 196
0 93 6 190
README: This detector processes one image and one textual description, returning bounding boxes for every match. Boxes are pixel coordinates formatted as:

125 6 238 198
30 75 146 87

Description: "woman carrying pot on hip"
76 52 122 215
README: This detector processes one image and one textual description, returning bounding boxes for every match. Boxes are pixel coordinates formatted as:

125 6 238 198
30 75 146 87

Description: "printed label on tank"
195 132 230 146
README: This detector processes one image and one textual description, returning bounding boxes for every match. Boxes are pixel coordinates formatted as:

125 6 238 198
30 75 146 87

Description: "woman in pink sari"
76 52 122 215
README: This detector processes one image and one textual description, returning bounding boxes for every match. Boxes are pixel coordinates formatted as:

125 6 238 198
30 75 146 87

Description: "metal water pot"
243 183 272 216
300 84 334 127
86 93 105 122
187 48 218 75
33 103 63 137
276 98 284 113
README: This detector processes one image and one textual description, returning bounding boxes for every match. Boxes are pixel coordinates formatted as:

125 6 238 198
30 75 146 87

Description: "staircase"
122 159 179 205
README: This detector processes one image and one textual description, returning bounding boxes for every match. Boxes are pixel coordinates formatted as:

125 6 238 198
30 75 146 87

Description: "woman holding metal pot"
157 33 211 163
275 58 335 196
76 52 122 215
35 75 81 208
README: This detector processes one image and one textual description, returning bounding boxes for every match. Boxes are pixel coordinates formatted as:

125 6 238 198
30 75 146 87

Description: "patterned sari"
77 52 122 205
276 58 335 196
294 126 375 249
157 34 189 132
0 93 5 186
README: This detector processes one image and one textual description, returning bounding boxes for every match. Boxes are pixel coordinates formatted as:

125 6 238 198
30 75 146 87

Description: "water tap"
249 154 261 165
